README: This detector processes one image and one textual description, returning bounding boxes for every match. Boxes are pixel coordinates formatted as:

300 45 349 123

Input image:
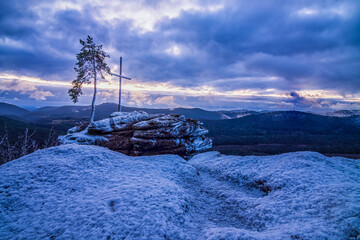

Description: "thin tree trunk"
90 51 97 123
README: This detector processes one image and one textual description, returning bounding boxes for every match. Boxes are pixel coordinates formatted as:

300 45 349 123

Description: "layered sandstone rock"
59 111 212 158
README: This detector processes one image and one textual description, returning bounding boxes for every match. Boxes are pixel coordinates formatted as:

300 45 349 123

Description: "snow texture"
0 145 359 239
132 115 187 130
58 130 108 145
88 111 150 133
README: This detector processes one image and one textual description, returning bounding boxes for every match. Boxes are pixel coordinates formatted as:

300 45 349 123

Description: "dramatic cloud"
0 77 53 101
0 0 359 110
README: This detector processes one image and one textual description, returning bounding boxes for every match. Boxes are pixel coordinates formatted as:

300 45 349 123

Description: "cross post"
109 56 131 112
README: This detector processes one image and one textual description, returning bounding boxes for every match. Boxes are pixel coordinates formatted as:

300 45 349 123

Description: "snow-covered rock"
132 114 187 130
59 111 212 157
58 130 108 145
88 111 149 133
0 145 359 239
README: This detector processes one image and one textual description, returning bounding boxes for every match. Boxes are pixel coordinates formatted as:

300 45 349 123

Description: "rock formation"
59 111 212 158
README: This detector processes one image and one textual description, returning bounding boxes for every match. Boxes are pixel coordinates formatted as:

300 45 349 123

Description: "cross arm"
109 72 132 80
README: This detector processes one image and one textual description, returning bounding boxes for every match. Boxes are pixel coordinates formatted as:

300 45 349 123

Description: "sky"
0 0 359 111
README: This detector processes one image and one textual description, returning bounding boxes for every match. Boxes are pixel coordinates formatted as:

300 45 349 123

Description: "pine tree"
68 36 110 123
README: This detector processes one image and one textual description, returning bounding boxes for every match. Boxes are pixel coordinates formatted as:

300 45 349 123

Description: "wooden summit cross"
109 57 131 112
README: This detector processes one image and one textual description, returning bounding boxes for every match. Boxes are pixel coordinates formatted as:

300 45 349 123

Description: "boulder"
59 111 212 158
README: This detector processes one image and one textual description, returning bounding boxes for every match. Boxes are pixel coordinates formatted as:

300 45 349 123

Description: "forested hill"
0 116 55 143
2 101 360 158
0 102 30 117
203 111 360 156
204 111 360 135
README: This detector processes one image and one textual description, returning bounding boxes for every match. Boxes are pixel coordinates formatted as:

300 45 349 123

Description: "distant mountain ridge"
1 102 260 133
324 110 360 117
2 102 259 122
2 102 360 122
1 102 360 158
0 102 30 117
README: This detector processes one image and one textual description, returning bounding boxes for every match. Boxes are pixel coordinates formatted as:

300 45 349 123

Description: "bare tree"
2 124 15 163
43 126 59 148
0 125 59 165
19 128 38 156
0 134 5 146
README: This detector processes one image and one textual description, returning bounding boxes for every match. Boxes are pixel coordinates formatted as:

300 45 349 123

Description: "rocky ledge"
59 111 212 158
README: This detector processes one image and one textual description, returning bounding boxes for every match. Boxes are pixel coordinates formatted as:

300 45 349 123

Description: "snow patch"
189 151 360 239
88 111 149 133
1 146 359 239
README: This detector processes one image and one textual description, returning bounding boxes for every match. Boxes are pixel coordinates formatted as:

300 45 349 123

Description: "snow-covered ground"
0 145 359 239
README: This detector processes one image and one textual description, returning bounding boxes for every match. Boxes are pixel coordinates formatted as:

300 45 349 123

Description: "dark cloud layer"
0 0 359 109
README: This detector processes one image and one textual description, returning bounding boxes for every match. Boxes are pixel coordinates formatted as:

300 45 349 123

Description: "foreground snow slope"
0 145 359 240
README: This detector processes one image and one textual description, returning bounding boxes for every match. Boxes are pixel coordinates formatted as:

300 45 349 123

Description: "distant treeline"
203 111 360 157
2 110 360 164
